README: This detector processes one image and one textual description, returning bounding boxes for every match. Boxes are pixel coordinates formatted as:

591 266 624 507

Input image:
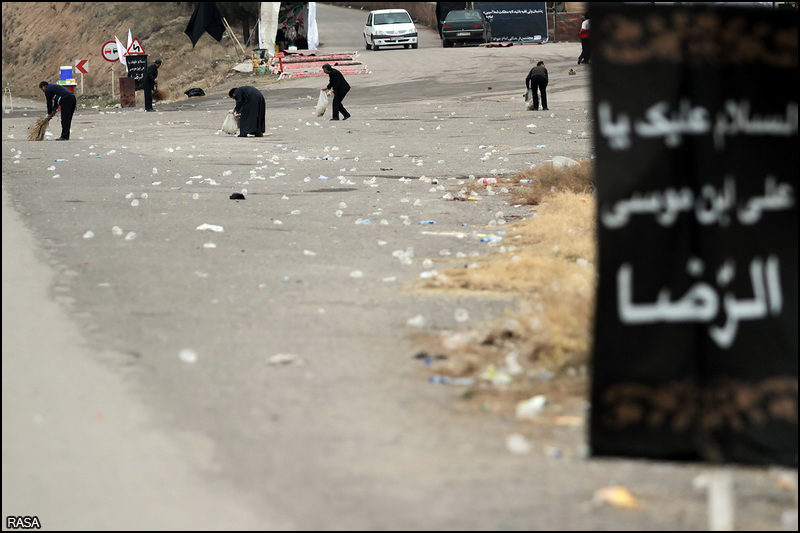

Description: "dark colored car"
441 9 492 48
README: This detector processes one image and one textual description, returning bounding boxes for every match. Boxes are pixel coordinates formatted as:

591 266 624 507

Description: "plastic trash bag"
315 90 330 117
525 90 536 110
222 113 239 135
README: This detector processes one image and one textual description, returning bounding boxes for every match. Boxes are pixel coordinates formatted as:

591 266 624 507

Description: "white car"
364 9 418 51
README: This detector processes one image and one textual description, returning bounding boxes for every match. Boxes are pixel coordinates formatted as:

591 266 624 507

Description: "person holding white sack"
321 64 351 121
228 86 266 137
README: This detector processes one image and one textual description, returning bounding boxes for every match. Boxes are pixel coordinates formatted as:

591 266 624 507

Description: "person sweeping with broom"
38 81 77 141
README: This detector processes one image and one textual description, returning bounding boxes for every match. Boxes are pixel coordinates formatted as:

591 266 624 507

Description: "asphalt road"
2 4 795 531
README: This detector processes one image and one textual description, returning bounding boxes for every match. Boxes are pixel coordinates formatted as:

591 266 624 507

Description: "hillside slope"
2 2 247 101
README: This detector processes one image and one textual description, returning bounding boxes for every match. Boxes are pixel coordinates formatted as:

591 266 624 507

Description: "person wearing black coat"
228 86 266 137
39 81 77 140
142 59 162 112
321 64 351 121
525 61 549 111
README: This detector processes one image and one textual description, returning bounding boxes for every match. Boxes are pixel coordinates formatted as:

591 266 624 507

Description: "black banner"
473 2 547 44
126 55 148 88
589 4 798 467
184 2 225 48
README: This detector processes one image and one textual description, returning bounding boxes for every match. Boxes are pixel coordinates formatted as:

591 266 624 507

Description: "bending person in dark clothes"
321 64 351 121
228 86 266 137
39 81 77 141
525 61 549 111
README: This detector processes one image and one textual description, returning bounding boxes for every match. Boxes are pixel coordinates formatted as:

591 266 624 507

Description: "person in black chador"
143 59 162 112
321 64 351 121
276 26 287 51
228 86 266 137
39 81 77 140
525 61 549 111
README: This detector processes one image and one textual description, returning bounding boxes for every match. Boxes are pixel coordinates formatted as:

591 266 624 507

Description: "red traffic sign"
75 59 89 74
127 38 146 55
101 41 119 62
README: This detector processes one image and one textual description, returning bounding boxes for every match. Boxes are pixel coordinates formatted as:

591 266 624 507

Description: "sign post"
75 59 89 95
101 40 119 98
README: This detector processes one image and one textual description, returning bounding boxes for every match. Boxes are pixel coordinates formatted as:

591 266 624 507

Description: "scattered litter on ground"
481 365 512 387
593 486 642 509
516 395 547 420
429 375 475 386
506 433 532 455
196 223 224 232
552 156 580 169
554 416 583 426
268 353 304 366
179 348 198 364
407 315 426 327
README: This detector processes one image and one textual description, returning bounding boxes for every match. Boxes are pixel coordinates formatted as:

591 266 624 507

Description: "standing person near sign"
321 64 351 121
578 17 591 65
525 61 549 111
228 87 266 137
142 59 162 112
39 81 76 141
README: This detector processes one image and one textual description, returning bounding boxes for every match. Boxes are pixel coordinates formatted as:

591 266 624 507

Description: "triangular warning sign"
127 38 146 55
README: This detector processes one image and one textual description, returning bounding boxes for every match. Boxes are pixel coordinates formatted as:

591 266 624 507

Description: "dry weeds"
460 158 594 206
413 162 597 411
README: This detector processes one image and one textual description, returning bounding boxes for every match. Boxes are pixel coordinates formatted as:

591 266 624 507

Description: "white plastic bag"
315 90 330 117
525 89 535 110
222 113 239 135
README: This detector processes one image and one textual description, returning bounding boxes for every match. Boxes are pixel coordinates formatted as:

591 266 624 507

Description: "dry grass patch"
413 182 597 412
515 158 594 192
459 158 594 206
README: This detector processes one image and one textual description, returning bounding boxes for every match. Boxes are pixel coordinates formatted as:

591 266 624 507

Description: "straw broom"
27 115 51 141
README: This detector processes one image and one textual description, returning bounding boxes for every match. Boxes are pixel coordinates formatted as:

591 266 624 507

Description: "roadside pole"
101 40 119 99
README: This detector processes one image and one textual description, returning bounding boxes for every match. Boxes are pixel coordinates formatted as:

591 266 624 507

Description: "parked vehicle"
364 9 418 51
441 9 492 48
